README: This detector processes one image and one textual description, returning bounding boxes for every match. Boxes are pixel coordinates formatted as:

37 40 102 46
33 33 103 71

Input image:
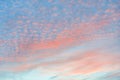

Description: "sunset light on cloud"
0 0 120 80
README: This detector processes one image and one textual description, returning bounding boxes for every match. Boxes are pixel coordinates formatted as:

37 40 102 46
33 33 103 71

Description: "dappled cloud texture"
0 0 120 80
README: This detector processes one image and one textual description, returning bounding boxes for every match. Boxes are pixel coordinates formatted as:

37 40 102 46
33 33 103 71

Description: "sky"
0 0 120 80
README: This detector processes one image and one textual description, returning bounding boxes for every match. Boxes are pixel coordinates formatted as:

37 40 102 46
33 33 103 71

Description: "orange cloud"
30 49 120 75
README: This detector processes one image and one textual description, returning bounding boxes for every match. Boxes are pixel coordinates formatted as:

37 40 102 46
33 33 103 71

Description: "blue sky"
0 0 120 80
